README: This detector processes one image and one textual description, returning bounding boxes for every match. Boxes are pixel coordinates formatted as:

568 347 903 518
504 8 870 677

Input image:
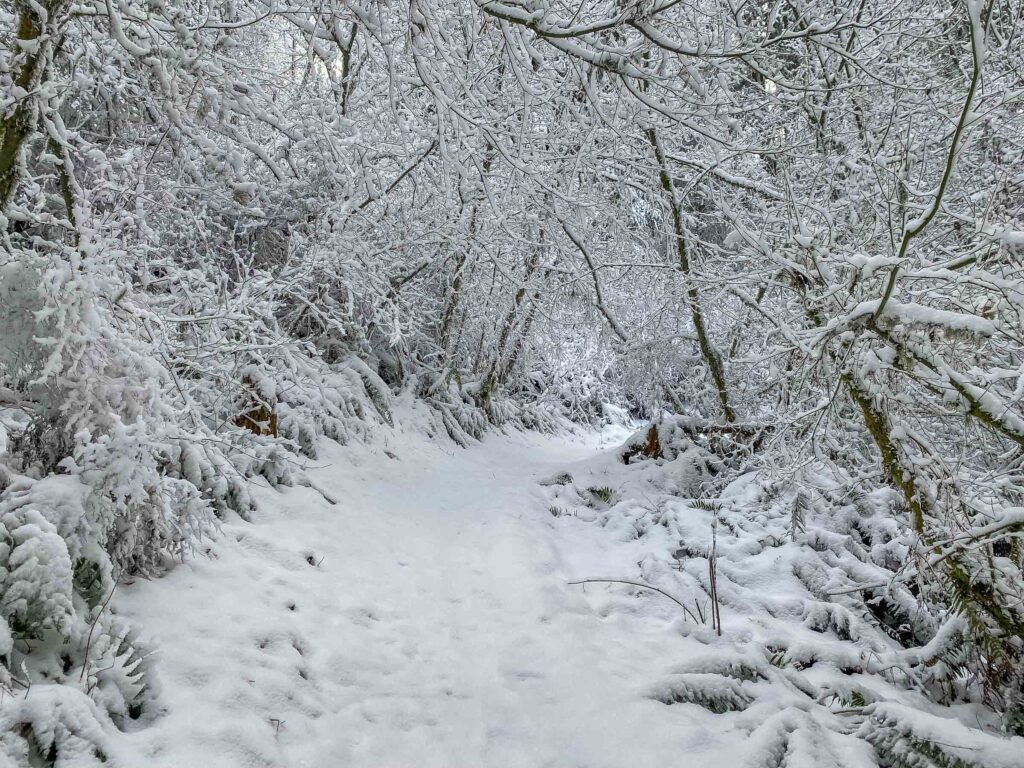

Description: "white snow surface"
112 415 731 767
92 406 1024 767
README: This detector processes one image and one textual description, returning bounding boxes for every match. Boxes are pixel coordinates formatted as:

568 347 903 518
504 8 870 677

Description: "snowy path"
115 423 714 767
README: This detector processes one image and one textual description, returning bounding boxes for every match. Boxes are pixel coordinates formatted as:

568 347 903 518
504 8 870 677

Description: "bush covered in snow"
540 420 1024 764
3 0 1024 761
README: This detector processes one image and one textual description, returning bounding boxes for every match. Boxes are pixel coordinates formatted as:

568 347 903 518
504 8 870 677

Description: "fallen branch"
568 578 703 624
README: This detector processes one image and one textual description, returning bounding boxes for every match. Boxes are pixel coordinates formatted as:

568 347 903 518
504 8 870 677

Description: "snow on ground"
111 412 732 767
534 423 1024 768
105 409 1024 768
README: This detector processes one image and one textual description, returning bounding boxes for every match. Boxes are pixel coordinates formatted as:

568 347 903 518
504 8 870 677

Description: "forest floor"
100 405 1024 768
111 413 733 767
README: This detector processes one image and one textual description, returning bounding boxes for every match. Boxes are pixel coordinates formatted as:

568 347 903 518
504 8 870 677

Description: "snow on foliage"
2 0 1023 761
540 421 1024 764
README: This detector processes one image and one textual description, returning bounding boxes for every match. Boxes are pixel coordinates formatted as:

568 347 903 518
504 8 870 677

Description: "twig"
269 717 285 737
693 597 706 624
827 581 890 596
79 573 120 684
709 514 722 636
568 578 702 623
299 478 338 506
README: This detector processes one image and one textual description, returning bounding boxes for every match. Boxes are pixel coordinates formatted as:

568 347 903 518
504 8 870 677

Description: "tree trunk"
646 127 735 423
1 1 68 209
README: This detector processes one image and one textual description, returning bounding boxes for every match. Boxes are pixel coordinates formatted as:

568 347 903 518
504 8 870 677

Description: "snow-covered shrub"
0 685 120 767
0 261 51 393
860 703 1024 768
413 373 488 447
0 505 74 639
540 425 1024 762
81 613 154 727
74 426 216 575
650 673 754 712
0 473 156 756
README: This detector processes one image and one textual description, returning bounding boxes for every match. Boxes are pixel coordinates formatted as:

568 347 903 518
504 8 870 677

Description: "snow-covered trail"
114 421 714 767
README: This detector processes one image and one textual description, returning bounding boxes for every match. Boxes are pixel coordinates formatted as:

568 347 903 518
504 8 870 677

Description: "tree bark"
646 127 735 423
1 1 68 209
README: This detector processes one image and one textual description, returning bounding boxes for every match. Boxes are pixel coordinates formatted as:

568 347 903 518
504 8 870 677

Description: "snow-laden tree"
1 0 1023 761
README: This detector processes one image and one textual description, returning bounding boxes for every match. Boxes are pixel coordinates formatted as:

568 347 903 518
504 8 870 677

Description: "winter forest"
1 0 1024 764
